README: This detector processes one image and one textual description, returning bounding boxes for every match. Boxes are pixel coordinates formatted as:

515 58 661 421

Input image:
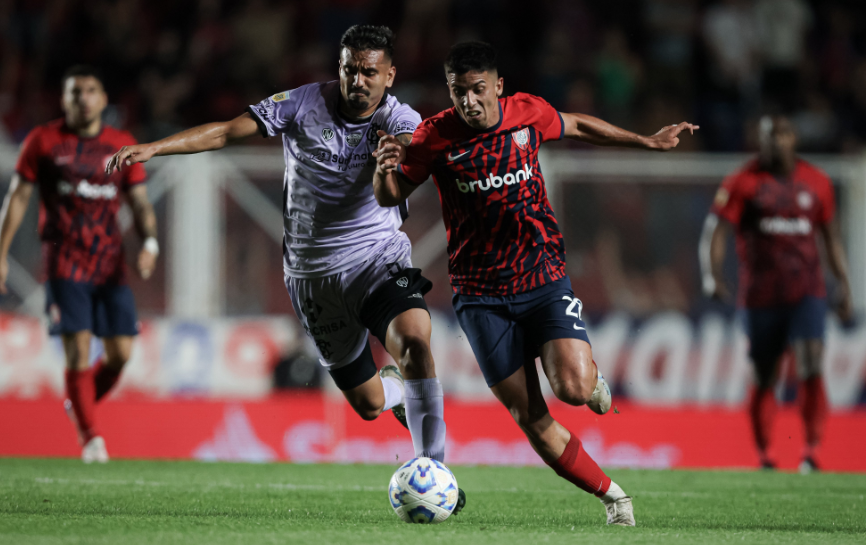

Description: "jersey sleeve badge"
393 120 417 134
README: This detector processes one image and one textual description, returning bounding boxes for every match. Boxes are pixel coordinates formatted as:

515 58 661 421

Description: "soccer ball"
388 457 459 524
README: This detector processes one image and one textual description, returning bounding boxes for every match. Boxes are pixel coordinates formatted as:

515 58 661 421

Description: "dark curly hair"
444 41 498 76
340 25 395 60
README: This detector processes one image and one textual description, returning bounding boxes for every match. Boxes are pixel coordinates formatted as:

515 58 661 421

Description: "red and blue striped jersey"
398 93 565 296
15 119 146 284
712 158 835 308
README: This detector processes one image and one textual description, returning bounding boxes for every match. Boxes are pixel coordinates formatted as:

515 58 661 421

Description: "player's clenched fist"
372 130 406 172
105 144 156 174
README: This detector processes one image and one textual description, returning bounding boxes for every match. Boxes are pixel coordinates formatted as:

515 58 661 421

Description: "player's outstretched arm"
820 220 854 322
560 113 698 151
699 213 731 302
0 175 34 294
105 112 260 174
126 184 159 281
372 131 419 207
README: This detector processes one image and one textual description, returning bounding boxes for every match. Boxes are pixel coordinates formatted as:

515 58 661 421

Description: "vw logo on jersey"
346 132 363 147
512 128 529 150
322 128 335 141
397 277 409 288
798 191 813 210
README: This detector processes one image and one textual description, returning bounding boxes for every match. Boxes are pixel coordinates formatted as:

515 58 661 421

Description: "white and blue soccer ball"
388 457 459 524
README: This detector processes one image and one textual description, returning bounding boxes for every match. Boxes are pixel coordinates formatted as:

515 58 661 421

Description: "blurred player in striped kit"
701 115 853 473
0 66 159 462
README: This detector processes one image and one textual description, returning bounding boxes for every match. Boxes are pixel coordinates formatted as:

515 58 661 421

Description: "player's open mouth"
467 111 481 118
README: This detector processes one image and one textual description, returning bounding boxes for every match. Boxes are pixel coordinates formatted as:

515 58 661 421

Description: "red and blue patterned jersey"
15 119 146 285
712 158 835 308
398 93 566 296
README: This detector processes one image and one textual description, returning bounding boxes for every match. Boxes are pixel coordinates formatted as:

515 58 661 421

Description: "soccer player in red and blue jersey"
373 42 697 526
0 66 159 463
700 115 852 473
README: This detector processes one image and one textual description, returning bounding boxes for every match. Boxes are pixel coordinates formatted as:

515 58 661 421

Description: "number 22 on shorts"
562 296 584 330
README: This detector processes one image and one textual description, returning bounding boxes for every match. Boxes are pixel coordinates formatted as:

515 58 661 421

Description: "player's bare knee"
395 335 434 379
356 409 380 421
551 372 593 406
104 355 129 370
68 356 89 371
351 400 382 421
752 363 777 389
65 349 89 371
794 340 823 379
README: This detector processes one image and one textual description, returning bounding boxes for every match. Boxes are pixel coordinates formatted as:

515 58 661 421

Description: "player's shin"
93 359 122 402
547 431 612 498
404 378 446 462
65 368 98 445
545 430 634 525
749 386 777 466
799 375 828 460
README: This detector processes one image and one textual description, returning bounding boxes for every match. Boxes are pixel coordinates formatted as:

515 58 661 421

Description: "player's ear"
495 77 504 97
386 65 396 88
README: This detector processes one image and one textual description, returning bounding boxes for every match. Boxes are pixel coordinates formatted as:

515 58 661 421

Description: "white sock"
381 376 404 412
601 481 627 503
405 378 446 462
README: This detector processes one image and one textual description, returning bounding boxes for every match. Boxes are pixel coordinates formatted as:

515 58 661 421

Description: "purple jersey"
248 82 421 278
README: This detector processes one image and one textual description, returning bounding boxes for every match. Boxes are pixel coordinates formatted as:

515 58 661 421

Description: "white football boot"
603 496 635 526
587 366 612 415
81 436 109 464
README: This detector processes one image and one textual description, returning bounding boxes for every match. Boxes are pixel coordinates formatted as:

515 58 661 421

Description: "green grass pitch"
1 458 864 544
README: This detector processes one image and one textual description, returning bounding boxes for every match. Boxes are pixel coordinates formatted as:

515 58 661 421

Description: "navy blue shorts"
744 296 826 364
453 276 590 387
45 279 139 338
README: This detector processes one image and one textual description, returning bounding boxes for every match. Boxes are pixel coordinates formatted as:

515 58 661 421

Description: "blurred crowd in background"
2 0 866 152
0 0 863 319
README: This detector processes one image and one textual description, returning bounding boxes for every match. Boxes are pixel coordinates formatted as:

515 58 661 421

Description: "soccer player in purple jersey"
373 42 698 526
106 26 463 510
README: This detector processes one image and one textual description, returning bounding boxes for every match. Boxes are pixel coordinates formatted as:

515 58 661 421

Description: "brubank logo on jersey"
57 179 117 200
760 216 812 235
454 163 534 194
